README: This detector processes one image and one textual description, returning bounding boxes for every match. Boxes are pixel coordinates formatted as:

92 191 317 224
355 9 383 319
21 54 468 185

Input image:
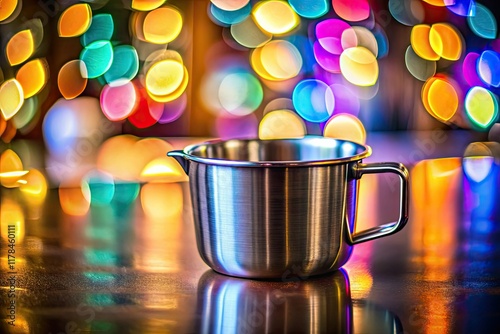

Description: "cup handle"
347 162 409 245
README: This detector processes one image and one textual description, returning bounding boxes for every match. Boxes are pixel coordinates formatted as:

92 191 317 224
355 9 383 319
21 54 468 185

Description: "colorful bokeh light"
464 86 498 129
42 97 105 157
131 0 166 11
112 182 140 205
323 113 366 144
467 3 497 39
100 81 138 121
16 58 49 99
340 46 379 86
143 49 183 72
218 72 263 116
259 109 306 139
143 6 183 44
292 79 334 122
263 98 294 115
211 0 250 11
0 149 28 188
389 0 424 26
478 50 500 87
130 11 148 41
446 0 476 16
12 96 38 130
145 59 184 96
19 168 48 205
463 156 494 183
373 24 389 58
0 0 18 22
80 13 114 46
147 66 189 103
58 3 92 37
0 0 20 24
140 157 188 183
350 26 378 57
340 28 359 51
329 84 360 115
83 170 115 206
0 198 25 243
315 19 351 55
288 0 328 19
201 64 264 117
258 40 302 80
210 2 251 25
58 60 88 100
422 76 459 122
59 186 91 216
231 15 272 48
314 41 341 73
156 92 187 124
405 46 436 81
462 52 485 87
129 88 163 128
332 0 370 22
132 138 176 178
141 183 183 220
80 40 114 79
429 23 463 61
0 119 16 143
6 29 34 66
24 18 44 49
250 47 275 80
96 135 139 181
252 0 299 35
411 25 440 61
423 0 447 6
0 79 24 121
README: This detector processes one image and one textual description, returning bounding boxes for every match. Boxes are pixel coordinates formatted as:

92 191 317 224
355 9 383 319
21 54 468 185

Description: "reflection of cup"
169 136 409 278
195 269 403 334
195 269 352 333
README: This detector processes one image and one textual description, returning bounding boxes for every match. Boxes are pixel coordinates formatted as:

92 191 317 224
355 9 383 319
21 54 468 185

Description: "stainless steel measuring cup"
169 136 409 279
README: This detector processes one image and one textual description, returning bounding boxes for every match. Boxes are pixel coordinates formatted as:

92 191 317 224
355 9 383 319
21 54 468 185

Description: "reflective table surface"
1 132 500 333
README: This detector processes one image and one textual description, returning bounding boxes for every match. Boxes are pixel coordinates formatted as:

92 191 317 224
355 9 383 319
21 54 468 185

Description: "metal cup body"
188 160 358 279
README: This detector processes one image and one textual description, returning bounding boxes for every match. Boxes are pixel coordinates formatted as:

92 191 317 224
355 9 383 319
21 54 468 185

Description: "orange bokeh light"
59 186 91 216
0 0 18 22
143 6 183 44
6 30 34 66
58 3 92 37
411 25 440 61
58 60 88 100
422 76 459 122
429 23 463 61
132 0 166 11
16 58 49 99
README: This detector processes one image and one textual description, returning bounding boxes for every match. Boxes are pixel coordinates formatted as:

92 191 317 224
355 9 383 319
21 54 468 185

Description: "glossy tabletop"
1 132 499 334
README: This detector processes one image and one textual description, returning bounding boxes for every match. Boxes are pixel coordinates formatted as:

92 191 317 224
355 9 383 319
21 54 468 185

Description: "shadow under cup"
168 136 409 279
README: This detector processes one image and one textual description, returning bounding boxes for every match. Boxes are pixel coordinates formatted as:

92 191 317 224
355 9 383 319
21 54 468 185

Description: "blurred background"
1 0 500 190
1 0 499 140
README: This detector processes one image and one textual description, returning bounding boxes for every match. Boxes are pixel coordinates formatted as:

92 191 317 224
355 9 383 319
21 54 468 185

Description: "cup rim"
177 135 372 168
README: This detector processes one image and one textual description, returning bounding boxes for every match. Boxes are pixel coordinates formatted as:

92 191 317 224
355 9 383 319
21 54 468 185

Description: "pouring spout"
167 150 190 175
